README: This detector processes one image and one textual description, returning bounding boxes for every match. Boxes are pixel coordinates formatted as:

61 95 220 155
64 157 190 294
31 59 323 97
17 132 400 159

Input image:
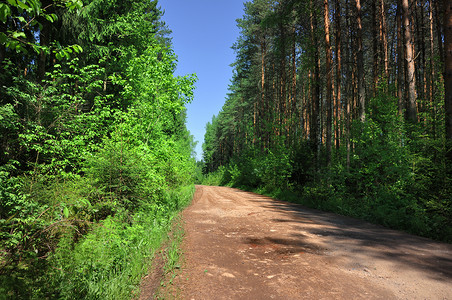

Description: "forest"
202 0 452 242
0 0 197 298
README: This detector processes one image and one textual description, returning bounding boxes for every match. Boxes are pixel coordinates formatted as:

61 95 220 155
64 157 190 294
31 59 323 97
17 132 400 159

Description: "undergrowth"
152 216 185 300
200 158 452 243
0 183 195 299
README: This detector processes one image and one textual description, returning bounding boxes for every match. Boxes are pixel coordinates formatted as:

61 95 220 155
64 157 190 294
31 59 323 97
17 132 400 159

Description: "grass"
151 214 186 300
45 184 195 300
140 185 194 300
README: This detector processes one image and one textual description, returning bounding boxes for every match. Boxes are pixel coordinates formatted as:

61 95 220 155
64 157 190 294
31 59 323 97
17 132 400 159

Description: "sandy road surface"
155 185 452 299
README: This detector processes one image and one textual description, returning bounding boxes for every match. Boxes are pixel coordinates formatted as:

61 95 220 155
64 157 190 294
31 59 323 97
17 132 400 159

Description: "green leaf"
0 32 7 44
16 1 30 11
31 44 41 54
45 13 57 23
15 44 28 54
66 0 83 10
6 39 17 49
27 0 41 15
11 31 26 39
63 206 69 218
72 44 83 53
0 3 11 23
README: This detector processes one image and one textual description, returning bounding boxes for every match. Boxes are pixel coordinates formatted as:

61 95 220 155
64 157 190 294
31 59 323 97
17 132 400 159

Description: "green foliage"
295 90 452 240
0 171 42 282
193 161 205 184
224 151 261 188
0 171 91 299
257 145 292 190
49 184 194 300
1 0 197 297
204 77 452 241
0 0 83 56
199 166 225 186
52 208 166 299
84 138 165 211
204 142 293 191
348 92 411 199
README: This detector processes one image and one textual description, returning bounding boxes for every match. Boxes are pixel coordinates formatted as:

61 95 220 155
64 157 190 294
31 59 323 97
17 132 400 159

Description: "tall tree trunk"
372 0 379 96
434 0 444 62
419 0 427 118
261 37 266 148
279 16 287 140
445 0 452 161
345 0 352 170
397 0 404 115
380 0 389 80
335 0 342 150
413 0 424 116
428 0 437 138
291 25 297 145
402 0 418 123
355 0 366 122
324 0 333 163
310 0 320 161
428 0 435 106
306 70 311 139
253 101 257 145
272 61 278 142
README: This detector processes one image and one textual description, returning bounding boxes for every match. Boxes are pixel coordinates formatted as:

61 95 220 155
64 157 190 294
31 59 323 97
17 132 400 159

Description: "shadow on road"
239 188 452 283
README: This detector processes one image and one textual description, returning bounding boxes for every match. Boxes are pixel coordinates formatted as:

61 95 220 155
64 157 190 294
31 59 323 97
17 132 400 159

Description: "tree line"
202 0 452 242
0 0 196 298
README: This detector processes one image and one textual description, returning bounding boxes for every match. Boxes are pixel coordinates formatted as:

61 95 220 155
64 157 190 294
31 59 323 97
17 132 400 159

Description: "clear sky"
158 0 246 161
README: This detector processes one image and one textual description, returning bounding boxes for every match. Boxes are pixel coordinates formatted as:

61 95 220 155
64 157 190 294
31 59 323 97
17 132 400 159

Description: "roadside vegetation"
0 0 196 298
200 0 452 243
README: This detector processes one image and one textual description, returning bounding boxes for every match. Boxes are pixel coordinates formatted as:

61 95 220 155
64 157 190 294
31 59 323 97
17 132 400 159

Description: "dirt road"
154 185 452 299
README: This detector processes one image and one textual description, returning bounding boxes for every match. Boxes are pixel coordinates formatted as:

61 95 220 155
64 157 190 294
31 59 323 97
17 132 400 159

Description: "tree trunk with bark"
310 0 320 160
355 0 366 122
397 0 404 115
372 0 379 96
324 0 333 163
402 0 418 123
445 0 452 161
335 0 342 150
380 0 389 80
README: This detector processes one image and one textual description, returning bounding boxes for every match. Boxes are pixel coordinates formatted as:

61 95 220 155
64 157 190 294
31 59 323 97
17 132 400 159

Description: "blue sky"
158 0 246 160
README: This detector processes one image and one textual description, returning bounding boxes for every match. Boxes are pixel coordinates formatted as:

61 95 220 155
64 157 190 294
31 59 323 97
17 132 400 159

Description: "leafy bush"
258 146 292 190
201 166 227 186
84 138 165 211
51 207 165 299
49 184 194 299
